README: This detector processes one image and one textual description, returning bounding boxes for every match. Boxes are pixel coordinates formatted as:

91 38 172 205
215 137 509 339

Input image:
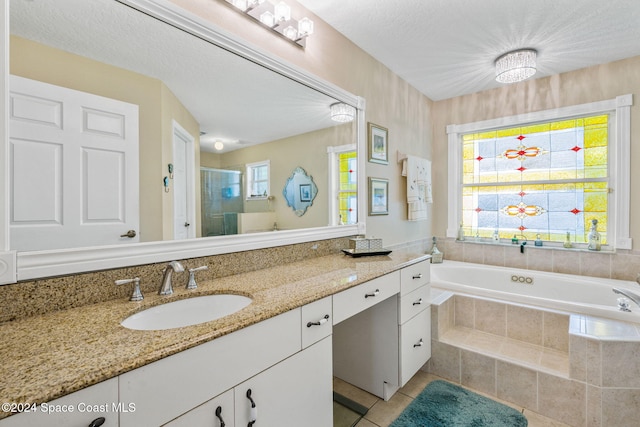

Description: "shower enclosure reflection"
200 168 243 236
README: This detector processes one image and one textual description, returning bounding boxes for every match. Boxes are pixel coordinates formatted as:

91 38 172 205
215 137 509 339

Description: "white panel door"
172 121 195 240
9 75 139 250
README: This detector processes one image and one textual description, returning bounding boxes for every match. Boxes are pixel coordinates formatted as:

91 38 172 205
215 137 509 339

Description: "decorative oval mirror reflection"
8 0 359 252
283 167 318 217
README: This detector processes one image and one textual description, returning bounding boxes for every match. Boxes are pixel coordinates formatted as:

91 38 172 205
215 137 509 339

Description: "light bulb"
232 0 248 11
260 11 275 27
298 17 314 36
282 25 298 40
274 2 291 22
214 141 224 151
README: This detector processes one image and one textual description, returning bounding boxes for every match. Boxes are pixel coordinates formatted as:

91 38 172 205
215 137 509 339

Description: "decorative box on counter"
344 237 391 257
368 238 383 250
349 237 371 251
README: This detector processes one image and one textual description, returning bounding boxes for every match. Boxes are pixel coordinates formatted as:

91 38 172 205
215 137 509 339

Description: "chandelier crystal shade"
330 102 356 123
495 49 537 84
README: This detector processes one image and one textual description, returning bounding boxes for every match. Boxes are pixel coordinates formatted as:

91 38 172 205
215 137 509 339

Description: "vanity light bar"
223 0 314 47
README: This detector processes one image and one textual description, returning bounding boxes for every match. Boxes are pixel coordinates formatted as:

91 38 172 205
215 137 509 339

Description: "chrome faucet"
159 261 184 295
613 287 640 309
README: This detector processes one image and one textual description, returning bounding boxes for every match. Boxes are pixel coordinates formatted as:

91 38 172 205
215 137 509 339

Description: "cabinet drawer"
301 296 332 348
400 260 430 295
399 307 431 386
332 271 400 324
399 284 430 324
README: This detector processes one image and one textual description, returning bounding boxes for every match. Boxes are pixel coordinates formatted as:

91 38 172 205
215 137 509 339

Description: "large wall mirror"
2 0 365 281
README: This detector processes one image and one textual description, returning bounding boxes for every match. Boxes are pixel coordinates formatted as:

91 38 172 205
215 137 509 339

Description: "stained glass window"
461 115 609 244
338 151 357 224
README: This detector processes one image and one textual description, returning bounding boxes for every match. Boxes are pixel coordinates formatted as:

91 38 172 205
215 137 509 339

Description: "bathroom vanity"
0 253 430 426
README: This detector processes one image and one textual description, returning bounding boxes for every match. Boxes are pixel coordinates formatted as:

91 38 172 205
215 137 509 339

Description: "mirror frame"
0 0 366 283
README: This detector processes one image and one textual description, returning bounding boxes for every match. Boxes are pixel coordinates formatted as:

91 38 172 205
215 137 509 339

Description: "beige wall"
10 36 201 242
169 0 434 246
431 56 640 250
217 122 354 231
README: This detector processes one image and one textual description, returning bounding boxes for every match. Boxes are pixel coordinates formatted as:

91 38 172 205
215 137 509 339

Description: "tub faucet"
613 287 640 309
159 261 184 296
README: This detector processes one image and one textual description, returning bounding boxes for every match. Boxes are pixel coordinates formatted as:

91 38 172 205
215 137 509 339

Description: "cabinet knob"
307 314 330 327
88 418 105 427
365 289 380 298
414 338 424 348
412 273 423 279
412 298 423 306
215 406 226 427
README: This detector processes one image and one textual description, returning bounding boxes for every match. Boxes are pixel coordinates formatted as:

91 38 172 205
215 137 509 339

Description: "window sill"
454 239 616 254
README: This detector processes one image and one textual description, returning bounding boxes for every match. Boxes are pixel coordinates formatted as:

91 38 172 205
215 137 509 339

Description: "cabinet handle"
412 273 423 279
88 418 105 427
414 338 424 348
365 289 380 298
307 314 330 327
246 389 257 427
215 406 226 427
412 298 423 306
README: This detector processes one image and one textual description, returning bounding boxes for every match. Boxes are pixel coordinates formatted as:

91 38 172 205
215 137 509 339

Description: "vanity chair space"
333 259 431 400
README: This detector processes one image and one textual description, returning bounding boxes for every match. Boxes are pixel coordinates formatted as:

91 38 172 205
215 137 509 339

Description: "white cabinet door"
0 378 118 427
120 309 301 427
399 307 432 386
234 337 333 427
9 75 139 251
163 389 234 427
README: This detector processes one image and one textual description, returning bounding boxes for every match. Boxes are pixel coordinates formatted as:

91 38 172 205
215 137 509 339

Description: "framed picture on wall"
368 122 389 164
368 177 389 215
299 184 311 202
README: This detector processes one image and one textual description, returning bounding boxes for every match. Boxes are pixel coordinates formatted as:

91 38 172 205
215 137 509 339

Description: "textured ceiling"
297 0 640 101
10 0 340 153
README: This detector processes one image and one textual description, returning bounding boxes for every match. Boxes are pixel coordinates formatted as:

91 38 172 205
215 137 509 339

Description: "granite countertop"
0 251 428 419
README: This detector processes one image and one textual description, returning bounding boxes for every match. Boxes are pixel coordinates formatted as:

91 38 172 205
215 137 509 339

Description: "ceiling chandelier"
495 49 537 84
330 102 356 123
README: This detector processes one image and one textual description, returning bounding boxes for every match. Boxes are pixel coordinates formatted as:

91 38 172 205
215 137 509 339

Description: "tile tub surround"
440 236 640 281
0 249 429 420
428 291 640 427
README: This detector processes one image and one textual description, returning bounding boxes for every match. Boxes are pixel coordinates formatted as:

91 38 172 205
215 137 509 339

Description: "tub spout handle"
613 287 640 308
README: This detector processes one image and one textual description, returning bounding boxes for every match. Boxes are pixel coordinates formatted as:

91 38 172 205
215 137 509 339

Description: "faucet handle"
115 277 143 302
187 266 209 290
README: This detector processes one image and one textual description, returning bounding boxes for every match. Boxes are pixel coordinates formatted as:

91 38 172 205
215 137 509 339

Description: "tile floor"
334 370 572 427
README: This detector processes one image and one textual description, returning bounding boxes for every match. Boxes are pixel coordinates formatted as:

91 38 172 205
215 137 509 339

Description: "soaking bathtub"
430 260 640 324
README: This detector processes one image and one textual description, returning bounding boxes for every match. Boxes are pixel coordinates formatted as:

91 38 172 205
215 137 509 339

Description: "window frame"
327 144 357 226
245 160 270 201
446 95 632 250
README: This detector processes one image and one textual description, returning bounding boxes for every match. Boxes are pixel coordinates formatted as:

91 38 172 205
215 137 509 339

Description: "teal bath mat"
390 380 528 427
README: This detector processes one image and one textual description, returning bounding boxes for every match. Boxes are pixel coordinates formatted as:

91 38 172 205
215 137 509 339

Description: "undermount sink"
121 294 252 331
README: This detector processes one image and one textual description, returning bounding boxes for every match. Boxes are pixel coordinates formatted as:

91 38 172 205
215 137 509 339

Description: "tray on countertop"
342 248 392 257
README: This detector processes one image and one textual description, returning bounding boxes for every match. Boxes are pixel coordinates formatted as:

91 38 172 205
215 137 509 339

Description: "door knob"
120 230 136 238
